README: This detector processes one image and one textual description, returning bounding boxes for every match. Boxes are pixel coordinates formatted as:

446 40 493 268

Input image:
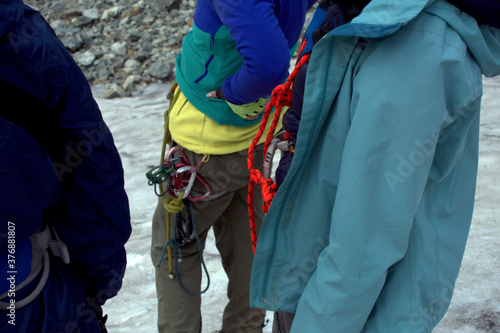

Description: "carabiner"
165 146 190 168
188 174 212 201
175 165 196 199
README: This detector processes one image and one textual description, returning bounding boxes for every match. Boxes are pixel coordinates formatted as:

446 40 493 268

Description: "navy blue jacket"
0 1 131 331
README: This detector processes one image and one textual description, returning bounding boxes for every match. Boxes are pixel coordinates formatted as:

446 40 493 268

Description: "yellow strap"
159 81 180 166
158 81 182 279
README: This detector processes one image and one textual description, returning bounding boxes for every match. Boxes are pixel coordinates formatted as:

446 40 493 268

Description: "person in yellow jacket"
150 1 316 332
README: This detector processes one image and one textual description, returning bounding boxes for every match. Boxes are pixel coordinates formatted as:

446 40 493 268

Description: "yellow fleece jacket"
169 89 283 155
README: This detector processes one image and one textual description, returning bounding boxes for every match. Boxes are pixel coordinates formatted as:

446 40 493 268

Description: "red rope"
247 40 311 253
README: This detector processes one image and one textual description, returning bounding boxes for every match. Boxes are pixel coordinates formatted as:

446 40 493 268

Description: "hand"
206 88 225 99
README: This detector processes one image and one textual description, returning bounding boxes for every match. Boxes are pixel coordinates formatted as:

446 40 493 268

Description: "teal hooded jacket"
249 0 500 332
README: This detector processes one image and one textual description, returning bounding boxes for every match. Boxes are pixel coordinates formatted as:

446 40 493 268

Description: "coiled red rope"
247 40 311 253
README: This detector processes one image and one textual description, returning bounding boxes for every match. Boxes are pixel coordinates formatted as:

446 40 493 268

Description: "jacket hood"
0 0 24 36
331 0 500 77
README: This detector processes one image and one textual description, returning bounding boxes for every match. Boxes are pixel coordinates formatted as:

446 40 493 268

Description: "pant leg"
152 196 203 333
214 185 266 333
152 189 238 333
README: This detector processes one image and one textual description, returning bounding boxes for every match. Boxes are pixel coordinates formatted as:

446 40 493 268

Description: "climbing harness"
247 39 311 253
146 82 212 295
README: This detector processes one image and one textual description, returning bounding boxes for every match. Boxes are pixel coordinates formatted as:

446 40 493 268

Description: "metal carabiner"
175 165 196 199
263 133 291 180
165 146 190 168
263 138 280 180
188 174 212 201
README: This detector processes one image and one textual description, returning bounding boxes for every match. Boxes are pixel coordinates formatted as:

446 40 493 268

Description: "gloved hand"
226 98 269 120
206 88 269 121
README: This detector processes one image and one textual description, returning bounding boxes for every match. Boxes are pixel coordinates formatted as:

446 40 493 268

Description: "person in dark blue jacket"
0 1 131 332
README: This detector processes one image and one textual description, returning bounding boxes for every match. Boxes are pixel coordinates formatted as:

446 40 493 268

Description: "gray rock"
82 8 100 20
102 83 128 99
124 58 140 72
133 51 148 62
111 41 127 56
123 75 140 92
169 16 185 28
152 0 182 11
148 60 171 79
81 26 102 41
119 16 130 26
89 45 105 59
75 50 96 66
49 20 65 31
96 65 112 81
143 16 156 25
128 29 142 42
101 6 122 20
72 15 94 27
61 34 84 52
121 7 143 19
61 9 82 19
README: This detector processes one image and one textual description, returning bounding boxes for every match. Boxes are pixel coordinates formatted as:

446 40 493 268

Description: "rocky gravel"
24 0 196 97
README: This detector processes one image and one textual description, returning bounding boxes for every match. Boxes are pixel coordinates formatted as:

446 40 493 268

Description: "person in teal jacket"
249 0 500 332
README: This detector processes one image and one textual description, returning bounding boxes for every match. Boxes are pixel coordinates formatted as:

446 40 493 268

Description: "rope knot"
261 179 277 214
164 191 185 213
271 84 292 108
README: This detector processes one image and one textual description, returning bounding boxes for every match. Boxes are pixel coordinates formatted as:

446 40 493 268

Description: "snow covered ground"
98 76 500 333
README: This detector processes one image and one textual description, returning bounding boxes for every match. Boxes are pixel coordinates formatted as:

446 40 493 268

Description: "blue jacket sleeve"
213 0 292 105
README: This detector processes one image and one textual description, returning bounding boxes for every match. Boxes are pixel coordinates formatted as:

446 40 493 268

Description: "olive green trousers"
151 147 266 333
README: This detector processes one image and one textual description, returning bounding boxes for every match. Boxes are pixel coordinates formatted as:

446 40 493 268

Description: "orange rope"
247 40 311 253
